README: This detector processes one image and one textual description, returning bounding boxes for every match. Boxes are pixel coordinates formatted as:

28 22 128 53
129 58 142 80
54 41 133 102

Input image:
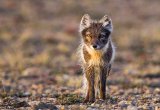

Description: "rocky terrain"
0 0 160 109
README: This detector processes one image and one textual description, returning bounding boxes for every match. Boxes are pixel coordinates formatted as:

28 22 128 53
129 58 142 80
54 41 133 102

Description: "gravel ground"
0 0 160 109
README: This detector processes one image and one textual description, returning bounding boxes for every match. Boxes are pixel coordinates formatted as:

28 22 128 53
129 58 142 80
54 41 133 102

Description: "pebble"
131 99 137 106
118 101 128 108
127 105 138 110
87 106 100 110
34 102 58 110
23 92 31 97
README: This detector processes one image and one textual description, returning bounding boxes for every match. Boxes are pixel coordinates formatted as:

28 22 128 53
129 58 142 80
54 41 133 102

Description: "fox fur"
78 14 115 102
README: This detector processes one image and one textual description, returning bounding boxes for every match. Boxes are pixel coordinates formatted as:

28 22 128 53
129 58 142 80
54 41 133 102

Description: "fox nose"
92 45 97 49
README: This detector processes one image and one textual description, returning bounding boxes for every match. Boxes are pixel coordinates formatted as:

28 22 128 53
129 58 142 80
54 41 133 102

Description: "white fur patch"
102 21 109 27
76 41 86 65
85 45 104 66
110 41 116 63
79 14 91 32
103 21 113 32
102 41 109 53
82 73 88 96
99 15 113 32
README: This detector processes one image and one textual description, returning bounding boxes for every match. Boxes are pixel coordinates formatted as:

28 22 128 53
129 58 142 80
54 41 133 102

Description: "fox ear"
100 15 113 32
80 14 91 32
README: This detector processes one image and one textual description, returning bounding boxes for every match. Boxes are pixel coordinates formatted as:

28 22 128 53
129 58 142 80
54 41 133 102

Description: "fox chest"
83 47 104 66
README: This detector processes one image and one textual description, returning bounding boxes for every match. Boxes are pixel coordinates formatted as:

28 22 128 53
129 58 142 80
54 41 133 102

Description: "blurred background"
0 0 160 109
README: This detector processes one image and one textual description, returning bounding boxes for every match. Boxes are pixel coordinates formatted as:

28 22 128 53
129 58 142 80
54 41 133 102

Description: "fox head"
80 14 113 50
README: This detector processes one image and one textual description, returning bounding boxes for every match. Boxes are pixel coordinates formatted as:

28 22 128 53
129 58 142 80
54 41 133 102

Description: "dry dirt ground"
0 0 160 110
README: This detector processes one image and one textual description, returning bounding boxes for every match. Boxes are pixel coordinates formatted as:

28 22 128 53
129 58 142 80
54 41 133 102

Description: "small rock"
69 105 80 110
13 101 30 108
52 93 59 98
118 101 128 108
91 103 96 106
34 102 58 110
93 103 100 107
95 99 104 105
0 98 2 103
80 104 87 109
153 97 160 103
15 92 31 97
127 105 138 110
155 88 160 94
23 92 31 97
131 99 137 106
28 101 40 107
146 106 154 110
44 89 52 94
41 94 47 97
87 106 99 110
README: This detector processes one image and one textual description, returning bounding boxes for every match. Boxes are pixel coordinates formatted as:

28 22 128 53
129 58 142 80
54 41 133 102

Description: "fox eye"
85 31 91 37
86 34 91 38
85 34 92 41
99 34 106 43
99 34 105 39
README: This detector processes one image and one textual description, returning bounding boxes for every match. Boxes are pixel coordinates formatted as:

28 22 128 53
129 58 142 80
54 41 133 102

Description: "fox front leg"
99 66 107 100
84 66 95 103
